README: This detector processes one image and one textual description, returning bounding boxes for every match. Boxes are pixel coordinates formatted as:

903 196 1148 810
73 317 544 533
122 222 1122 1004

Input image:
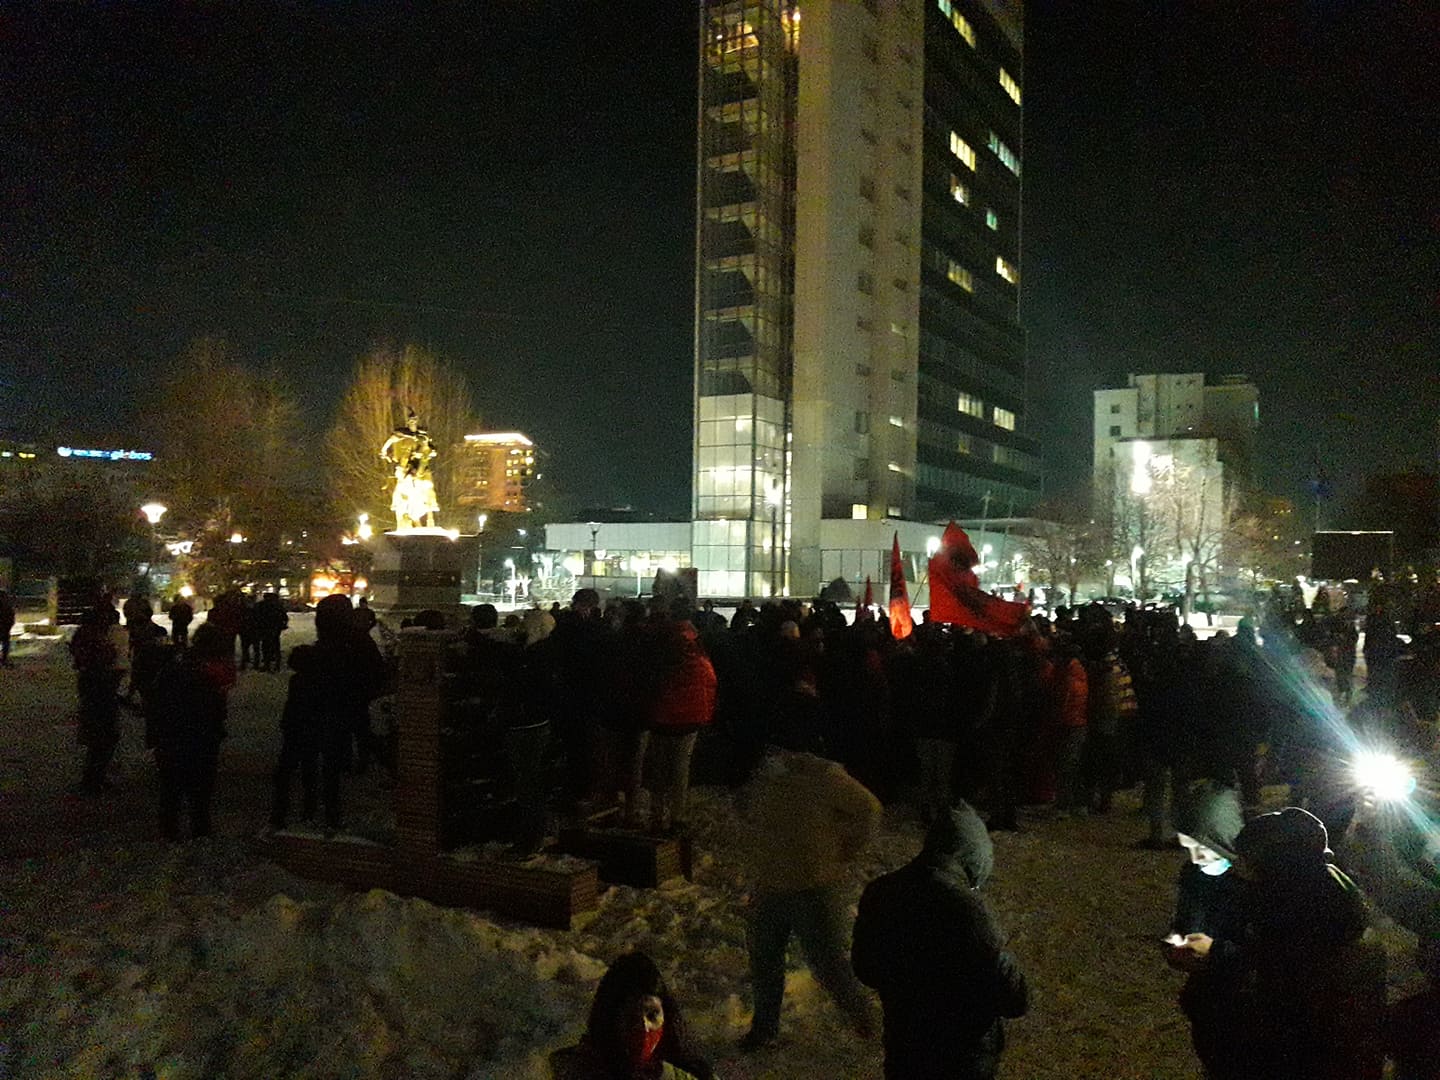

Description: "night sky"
5 3 1436 519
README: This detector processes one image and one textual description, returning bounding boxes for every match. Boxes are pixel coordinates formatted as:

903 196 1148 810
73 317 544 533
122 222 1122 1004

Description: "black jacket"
853 802 1028 1080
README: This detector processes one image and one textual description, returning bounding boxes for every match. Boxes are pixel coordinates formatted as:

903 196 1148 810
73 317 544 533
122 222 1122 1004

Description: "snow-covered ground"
7 619 1389 1079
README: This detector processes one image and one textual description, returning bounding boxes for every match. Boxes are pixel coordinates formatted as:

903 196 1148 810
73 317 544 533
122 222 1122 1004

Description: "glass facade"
694 1 798 597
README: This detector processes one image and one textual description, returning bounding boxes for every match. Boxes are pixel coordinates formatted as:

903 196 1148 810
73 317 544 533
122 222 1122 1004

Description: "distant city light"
57 446 154 461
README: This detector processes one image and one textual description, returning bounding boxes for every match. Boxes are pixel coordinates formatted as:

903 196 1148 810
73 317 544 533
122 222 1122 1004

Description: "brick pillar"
394 629 447 878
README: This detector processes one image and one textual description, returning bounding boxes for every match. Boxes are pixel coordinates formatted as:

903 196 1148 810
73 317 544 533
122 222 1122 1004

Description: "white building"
1094 372 1258 488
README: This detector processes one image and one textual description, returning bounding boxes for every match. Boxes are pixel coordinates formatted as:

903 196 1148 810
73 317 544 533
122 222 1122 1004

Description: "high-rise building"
455 432 538 514
692 0 1039 598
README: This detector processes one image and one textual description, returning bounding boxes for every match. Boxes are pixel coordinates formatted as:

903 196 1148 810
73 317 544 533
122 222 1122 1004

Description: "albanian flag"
888 532 914 640
857 575 875 621
926 522 1030 637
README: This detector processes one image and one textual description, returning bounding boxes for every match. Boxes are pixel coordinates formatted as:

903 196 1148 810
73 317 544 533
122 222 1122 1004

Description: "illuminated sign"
56 446 154 461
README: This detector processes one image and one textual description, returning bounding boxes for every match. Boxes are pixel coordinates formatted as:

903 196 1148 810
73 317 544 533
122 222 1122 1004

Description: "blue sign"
56 446 154 461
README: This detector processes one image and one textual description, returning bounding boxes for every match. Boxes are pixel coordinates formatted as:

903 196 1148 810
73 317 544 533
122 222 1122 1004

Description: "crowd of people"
53 580 1440 1077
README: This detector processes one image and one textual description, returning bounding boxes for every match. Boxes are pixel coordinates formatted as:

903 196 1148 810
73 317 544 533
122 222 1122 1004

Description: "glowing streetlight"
140 503 167 584
357 512 373 542
230 532 245 545
926 535 942 557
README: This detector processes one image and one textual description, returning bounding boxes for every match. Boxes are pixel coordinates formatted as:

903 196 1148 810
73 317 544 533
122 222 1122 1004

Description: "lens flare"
1353 751 1417 802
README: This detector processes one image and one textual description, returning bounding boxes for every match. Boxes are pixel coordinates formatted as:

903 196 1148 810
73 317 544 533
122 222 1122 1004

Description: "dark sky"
4 3 1437 519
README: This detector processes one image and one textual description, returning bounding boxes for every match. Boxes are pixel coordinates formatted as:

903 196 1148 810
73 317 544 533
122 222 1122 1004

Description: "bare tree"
326 343 480 529
149 338 306 545
1023 492 1108 605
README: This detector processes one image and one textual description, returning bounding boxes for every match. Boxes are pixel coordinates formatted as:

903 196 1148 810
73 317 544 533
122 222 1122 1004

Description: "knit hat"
1235 806 1331 870
1173 782 1244 862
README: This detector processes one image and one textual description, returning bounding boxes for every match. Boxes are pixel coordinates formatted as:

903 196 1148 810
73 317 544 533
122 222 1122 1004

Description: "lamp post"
765 480 783 597
140 503 167 585
504 556 516 606
587 521 600 592
475 513 487 596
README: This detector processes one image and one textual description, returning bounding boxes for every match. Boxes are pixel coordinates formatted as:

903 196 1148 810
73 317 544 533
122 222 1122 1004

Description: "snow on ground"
5 621 1216 1078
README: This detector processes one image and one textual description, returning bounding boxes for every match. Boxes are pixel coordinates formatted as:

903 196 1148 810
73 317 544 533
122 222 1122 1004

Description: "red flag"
887 532 913 640
857 575 875 621
926 522 1030 637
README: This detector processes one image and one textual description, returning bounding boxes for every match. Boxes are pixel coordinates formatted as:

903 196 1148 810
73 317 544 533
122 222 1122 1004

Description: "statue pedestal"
369 530 478 620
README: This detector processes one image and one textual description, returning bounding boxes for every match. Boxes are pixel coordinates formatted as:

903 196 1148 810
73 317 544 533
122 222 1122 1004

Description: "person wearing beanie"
852 801 1028 1080
1165 783 1248 1078
1170 805 1381 1079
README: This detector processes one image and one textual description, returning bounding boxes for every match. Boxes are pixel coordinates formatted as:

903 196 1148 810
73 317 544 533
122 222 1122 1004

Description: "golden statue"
379 409 439 530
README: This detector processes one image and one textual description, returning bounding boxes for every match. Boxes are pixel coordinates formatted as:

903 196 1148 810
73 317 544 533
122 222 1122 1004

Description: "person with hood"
1170 806 1382 1079
851 800 1028 1080
736 749 881 1050
1164 782 1248 1078
550 951 715 1080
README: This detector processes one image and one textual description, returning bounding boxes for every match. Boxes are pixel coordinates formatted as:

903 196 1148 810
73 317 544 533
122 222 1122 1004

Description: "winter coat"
853 802 1028 1080
1054 657 1089 729
737 751 881 892
146 656 228 756
1086 651 1136 738
548 1039 706 1080
650 626 717 735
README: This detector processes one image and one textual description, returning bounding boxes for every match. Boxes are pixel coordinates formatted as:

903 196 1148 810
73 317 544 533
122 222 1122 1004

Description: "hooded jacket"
852 802 1028 1080
737 751 881 891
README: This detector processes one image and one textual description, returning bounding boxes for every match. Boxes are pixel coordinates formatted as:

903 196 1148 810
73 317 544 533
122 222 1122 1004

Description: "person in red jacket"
641 614 717 834
1052 642 1090 817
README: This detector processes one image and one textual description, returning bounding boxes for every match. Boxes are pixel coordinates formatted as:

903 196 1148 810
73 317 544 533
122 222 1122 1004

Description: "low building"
544 516 1041 604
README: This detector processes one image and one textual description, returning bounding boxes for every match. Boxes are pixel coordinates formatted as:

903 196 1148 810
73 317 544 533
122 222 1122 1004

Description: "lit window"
950 175 969 205
956 433 972 454
947 260 974 292
957 392 984 418
950 132 976 170
888 505 902 517
988 132 1020 175
986 208 999 230
994 406 1016 431
938 0 975 46
887 461 904 474
888 415 905 428
851 503 869 520
995 255 1018 284
999 67 1022 105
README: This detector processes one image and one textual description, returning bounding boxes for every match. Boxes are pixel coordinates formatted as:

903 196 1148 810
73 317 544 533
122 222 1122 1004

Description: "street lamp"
765 480 783 597
504 556 517 605
587 521 600 592
475 513 488 596
140 503 167 584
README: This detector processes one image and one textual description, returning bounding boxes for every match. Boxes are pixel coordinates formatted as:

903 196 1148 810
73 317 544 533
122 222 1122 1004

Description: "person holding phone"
1162 782 1248 1077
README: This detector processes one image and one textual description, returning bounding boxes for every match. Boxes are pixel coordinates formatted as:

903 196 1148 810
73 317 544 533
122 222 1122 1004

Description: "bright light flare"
1353 751 1417 802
